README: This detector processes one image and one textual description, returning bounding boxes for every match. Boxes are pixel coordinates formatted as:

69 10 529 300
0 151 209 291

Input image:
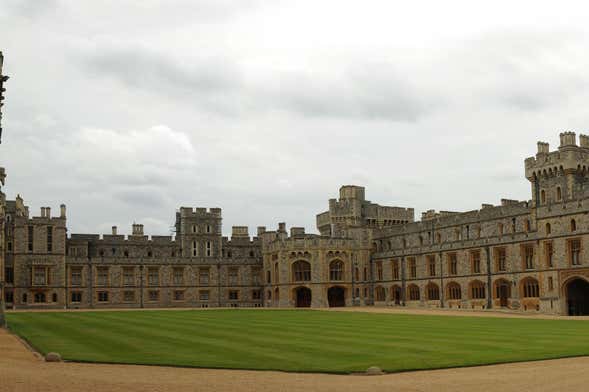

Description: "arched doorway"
295 287 312 308
328 286 345 307
566 278 589 316
391 285 402 305
494 279 511 308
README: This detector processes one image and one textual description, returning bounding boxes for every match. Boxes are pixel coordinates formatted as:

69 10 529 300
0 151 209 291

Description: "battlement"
178 207 222 217
525 132 589 180
231 226 249 237
339 185 365 200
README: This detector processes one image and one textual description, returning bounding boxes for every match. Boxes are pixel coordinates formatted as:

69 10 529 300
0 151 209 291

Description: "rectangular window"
173 267 184 285
206 241 212 257
471 251 481 274
47 226 53 252
199 268 210 286
495 248 507 272
28 225 34 252
97 291 109 302
545 242 554 268
148 267 159 286
123 290 135 302
191 240 198 257
376 261 383 281
173 290 184 301
448 254 458 275
96 267 109 286
123 267 135 286
252 267 262 285
427 255 436 277
199 290 209 301
252 289 262 300
570 239 581 265
392 260 400 280
523 245 535 270
229 290 239 300
5 267 14 284
228 267 239 285
409 258 417 278
148 290 159 302
5 291 14 303
33 267 48 286
71 292 82 303
70 267 82 286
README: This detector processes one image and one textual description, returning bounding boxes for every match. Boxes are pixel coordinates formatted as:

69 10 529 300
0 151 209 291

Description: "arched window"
266 270 271 284
267 290 271 300
470 280 486 299
408 284 420 301
557 187 562 201
447 282 461 300
521 278 540 298
375 286 386 301
541 190 546 204
329 260 344 281
34 292 46 303
274 287 280 301
426 283 440 300
546 223 551 235
274 263 279 282
571 219 577 232
354 267 360 281
292 261 311 282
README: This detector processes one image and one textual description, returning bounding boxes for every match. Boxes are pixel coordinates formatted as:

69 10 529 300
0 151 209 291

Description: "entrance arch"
327 286 346 307
294 287 312 308
566 278 589 316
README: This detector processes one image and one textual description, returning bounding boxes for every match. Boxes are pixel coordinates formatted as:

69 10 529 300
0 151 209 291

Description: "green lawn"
6 309 589 374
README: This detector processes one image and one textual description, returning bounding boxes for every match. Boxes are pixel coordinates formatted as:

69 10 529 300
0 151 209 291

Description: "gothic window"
34 292 46 303
448 253 458 275
292 261 311 282
471 251 481 274
521 278 539 298
392 260 400 280
123 267 135 286
329 260 344 281
199 268 210 286
495 248 507 272
148 268 159 286
375 286 386 301
470 280 486 299
557 187 562 201
376 261 383 281
409 258 417 278
173 267 184 285
427 255 436 276
426 283 440 300
545 242 554 268
408 284 420 301
541 190 546 204
523 245 534 270
447 282 461 300
70 267 82 286
228 267 239 285
570 239 581 265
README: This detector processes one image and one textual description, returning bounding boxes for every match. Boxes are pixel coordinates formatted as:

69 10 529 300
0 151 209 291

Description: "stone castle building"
1 132 589 315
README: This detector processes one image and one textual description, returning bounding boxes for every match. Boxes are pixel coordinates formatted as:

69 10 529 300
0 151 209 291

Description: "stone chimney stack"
60 204 66 218
112 226 118 235
132 223 144 236
278 222 286 233
559 132 577 149
46 207 51 218
537 141 549 154
580 134 589 149
40 207 46 218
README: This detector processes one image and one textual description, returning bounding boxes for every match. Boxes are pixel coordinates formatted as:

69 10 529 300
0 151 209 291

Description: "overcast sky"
2 0 589 236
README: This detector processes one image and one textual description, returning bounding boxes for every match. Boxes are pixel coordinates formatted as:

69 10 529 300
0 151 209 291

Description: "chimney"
537 141 549 154
257 226 266 236
112 226 118 235
278 222 286 232
46 207 51 218
132 223 144 236
559 132 577 149
40 207 46 218
580 134 589 149
60 204 66 218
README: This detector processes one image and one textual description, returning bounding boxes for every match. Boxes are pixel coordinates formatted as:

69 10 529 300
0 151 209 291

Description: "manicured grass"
6 309 589 373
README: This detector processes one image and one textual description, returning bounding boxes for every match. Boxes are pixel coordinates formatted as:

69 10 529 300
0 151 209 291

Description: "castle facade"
2 133 589 315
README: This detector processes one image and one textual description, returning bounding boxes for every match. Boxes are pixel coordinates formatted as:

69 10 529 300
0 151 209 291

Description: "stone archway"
566 278 589 316
294 287 312 308
327 286 346 307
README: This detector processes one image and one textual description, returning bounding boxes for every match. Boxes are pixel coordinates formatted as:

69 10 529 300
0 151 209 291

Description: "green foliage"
7 310 589 374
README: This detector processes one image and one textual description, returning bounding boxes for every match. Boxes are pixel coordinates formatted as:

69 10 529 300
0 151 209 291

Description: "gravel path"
1 327 588 392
